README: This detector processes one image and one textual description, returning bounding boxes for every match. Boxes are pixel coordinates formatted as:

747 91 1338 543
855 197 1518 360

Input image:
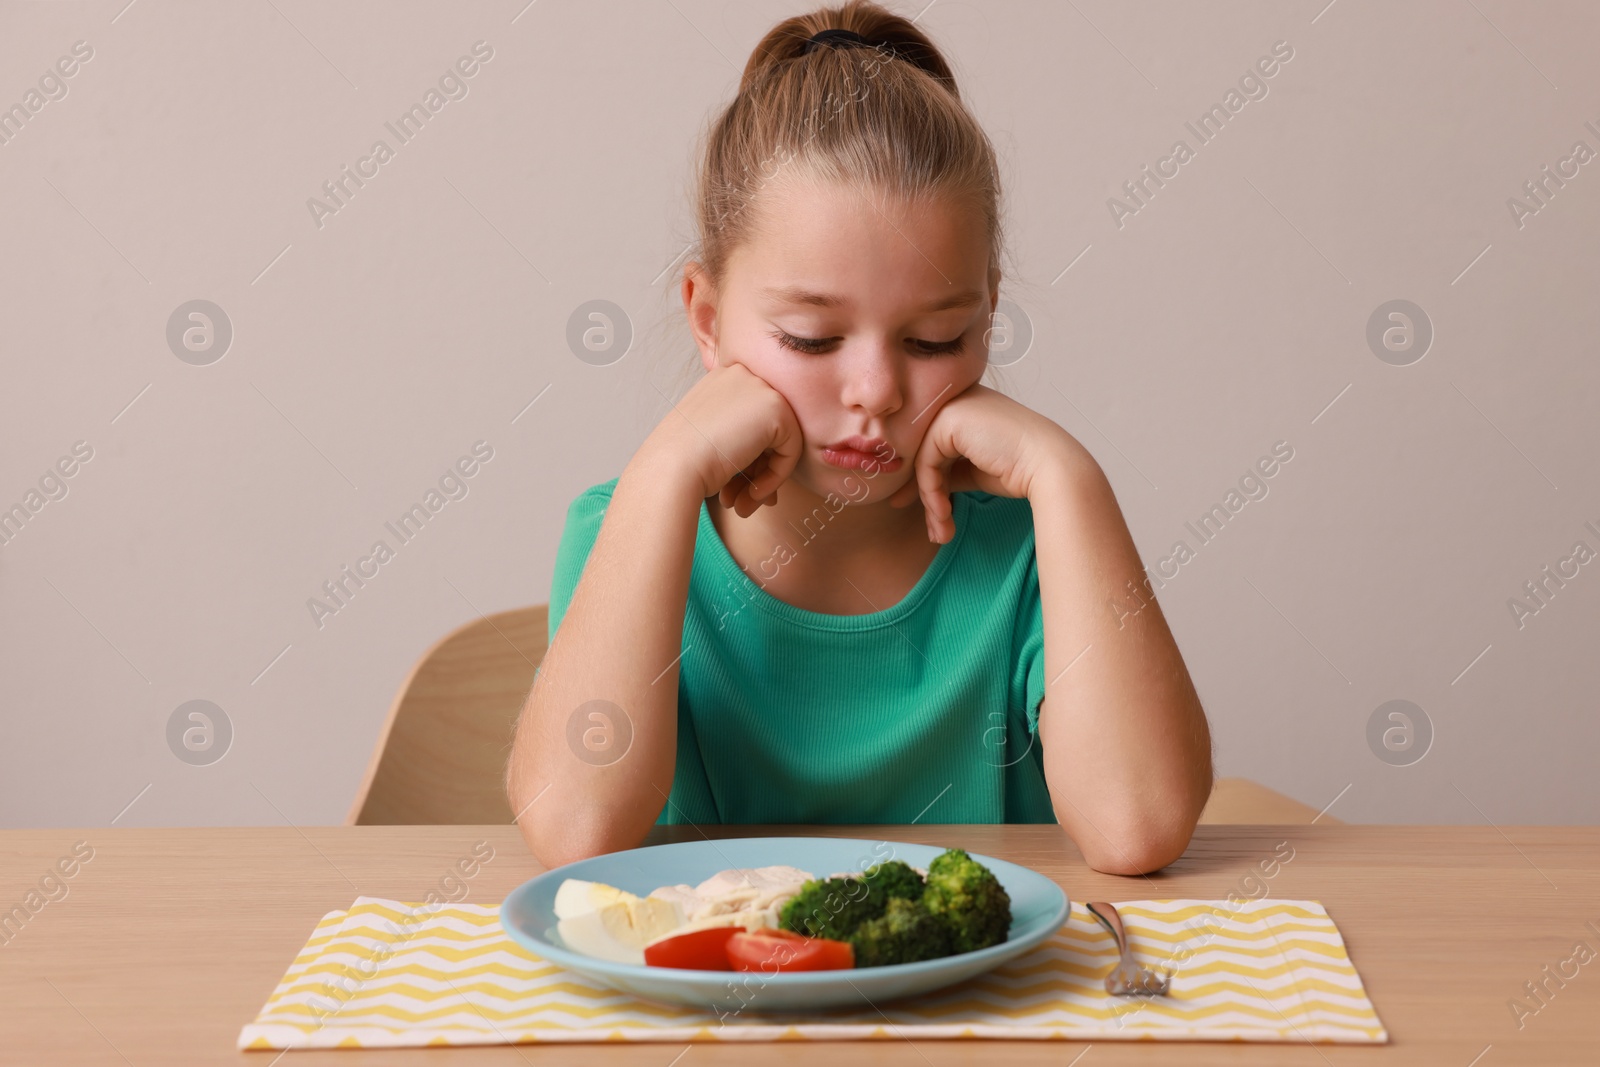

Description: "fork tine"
1090 901 1172 997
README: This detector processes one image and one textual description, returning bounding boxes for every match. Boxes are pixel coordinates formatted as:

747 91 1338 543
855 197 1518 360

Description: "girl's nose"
838 341 903 418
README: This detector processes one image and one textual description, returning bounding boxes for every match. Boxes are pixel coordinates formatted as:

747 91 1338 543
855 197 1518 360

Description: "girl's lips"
819 446 903 472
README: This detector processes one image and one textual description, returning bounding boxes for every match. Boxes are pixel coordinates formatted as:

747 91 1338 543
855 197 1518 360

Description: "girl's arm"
507 362 803 870
1029 448 1214 875
506 443 704 869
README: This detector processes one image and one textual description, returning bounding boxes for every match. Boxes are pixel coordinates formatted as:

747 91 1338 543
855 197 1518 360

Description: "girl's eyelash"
769 329 966 357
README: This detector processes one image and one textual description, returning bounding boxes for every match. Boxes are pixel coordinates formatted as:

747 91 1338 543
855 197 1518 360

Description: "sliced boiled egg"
552 878 637 920
556 896 687 964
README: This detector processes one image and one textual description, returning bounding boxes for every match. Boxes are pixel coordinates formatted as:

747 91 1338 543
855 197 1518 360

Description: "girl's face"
689 179 999 505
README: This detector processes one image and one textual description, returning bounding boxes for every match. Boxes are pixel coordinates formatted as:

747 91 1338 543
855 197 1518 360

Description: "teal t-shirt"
544 477 1057 825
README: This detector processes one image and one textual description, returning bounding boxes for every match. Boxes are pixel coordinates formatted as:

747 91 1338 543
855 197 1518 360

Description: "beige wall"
2 0 1596 828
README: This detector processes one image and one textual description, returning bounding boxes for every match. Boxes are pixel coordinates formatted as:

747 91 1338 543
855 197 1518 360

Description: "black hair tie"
801 28 877 54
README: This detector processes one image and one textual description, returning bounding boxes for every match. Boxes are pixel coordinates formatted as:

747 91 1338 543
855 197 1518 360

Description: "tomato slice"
643 927 738 970
727 929 854 972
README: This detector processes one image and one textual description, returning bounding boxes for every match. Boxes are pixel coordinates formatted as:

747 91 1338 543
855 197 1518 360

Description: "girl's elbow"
529 839 597 872
514 812 605 871
1080 832 1189 876
1068 808 1199 875
509 790 650 871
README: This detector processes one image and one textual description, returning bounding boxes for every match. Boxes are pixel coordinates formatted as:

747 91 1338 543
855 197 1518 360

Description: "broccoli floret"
848 896 953 967
778 876 884 940
778 860 925 940
860 859 925 903
921 847 1012 953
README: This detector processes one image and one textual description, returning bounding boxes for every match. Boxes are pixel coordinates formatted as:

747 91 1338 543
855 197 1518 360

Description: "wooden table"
1 823 1595 1064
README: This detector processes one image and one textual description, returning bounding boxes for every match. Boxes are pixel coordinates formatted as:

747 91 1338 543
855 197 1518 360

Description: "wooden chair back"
346 605 547 825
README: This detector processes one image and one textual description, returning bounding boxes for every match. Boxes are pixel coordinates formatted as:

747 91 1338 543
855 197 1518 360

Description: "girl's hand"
887 383 1096 542
646 361 804 518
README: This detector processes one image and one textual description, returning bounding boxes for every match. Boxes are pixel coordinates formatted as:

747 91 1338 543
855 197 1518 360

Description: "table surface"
1 823 1595 1065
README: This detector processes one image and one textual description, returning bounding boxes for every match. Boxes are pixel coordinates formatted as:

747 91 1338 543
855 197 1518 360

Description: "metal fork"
1086 901 1171 996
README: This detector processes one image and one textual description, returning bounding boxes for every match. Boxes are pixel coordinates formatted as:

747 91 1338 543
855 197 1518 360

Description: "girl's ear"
682 261 720 371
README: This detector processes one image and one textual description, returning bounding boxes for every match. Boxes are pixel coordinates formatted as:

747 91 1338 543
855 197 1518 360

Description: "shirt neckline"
696 490 971 632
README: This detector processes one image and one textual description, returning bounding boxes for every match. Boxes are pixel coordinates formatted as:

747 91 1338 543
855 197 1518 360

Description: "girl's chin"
791 459 907 503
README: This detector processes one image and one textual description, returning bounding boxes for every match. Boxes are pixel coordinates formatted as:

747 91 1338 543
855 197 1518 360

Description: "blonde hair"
692 0 1005 289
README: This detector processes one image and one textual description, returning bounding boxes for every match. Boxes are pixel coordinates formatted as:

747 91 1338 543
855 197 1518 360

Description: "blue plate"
499 836 1069 1014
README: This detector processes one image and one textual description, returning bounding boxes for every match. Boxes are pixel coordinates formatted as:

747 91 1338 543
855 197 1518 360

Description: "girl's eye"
770 330 967 357
771 329 834 354
912 336 967 356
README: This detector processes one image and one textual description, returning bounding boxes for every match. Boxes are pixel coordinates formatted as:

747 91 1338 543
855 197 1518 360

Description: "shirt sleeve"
1010 539 1047 738
545 480 617 649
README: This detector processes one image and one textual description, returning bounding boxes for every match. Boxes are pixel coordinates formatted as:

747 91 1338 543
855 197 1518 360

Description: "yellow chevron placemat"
238 896 1387 1048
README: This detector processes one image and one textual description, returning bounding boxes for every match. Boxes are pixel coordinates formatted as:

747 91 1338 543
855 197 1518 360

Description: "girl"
508 0 1212 876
